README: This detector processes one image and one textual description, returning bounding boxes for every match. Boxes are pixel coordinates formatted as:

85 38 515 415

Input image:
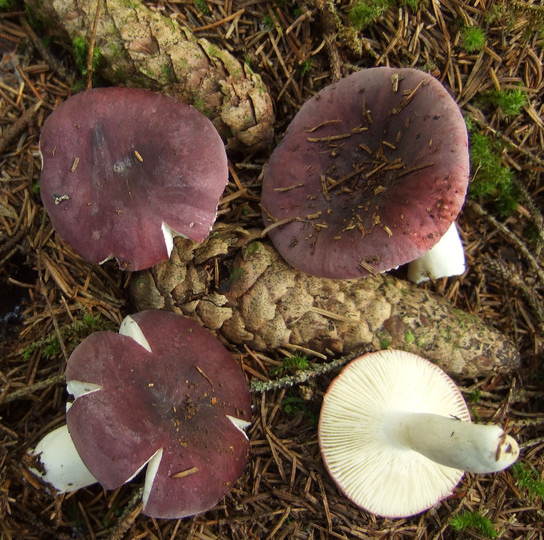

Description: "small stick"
249 348 372 393
0 101 42 155
86 1 101 89
1 374 66 404
107 487 144 540
192 8 245 32
19 16 70 82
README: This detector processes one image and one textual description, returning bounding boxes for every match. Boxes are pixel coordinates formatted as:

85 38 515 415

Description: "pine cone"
25 0 274 149
130 224 519 378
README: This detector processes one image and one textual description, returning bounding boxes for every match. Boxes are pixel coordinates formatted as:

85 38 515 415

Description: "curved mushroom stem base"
30 424 98 492
386 412 519 473
407 222 466 284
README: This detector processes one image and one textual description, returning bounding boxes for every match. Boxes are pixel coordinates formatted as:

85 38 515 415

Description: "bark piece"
24 0 274 149
129 225 520 378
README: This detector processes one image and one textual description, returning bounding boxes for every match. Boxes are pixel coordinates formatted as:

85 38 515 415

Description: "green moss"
404 329 415 346
299 59 312 77
71 36 102 87
512 462 544 501
460 25 487 52
195 0 211 16
349 0 393 30
450 511 497 538
281 396 307 415
481 88 528 116
471 408 481 422
281 392 319 426
72 36 88 71
271 355 309 377
468 130 517 215
261 14 275 32
379 337 392 349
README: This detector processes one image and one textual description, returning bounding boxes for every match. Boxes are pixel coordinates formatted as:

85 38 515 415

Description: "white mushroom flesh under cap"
407 222 466 284
318 350 518 518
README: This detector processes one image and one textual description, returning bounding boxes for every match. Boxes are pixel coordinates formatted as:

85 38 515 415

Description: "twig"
249 346 372 393
312 0 342 81
192 8 245 32
1 374 66 404
511 176 544 257
19 16 71 82
0 227 26 263
36 211 70 363
0 101 41 155
107 487 144 540
86 1 101 89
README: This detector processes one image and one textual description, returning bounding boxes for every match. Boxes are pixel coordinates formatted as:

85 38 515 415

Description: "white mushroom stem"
407 222 466 284
386 412 519 473
30 424 98 492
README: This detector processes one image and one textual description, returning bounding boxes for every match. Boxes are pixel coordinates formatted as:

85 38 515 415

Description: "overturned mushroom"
261 67 469 279
30 310 251 519
39 88 228 270
319 350 519 518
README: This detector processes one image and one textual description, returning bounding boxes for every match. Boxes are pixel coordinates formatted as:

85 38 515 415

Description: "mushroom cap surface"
261 67 469 279
65 310 251 519
39 88 228 270
318 350 470 518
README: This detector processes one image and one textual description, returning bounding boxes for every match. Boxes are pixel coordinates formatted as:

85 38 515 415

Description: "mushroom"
318 350 519 518
39 88 229 271
407 221 466 283
261 67 470 279
30 310 252 519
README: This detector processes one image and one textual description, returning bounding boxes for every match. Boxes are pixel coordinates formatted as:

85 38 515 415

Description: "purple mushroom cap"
261 67 469 279
39 88 228 271
65 310 251 519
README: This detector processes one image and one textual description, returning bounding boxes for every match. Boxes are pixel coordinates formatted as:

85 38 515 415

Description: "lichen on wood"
129 224 520 378
24 0 274 149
